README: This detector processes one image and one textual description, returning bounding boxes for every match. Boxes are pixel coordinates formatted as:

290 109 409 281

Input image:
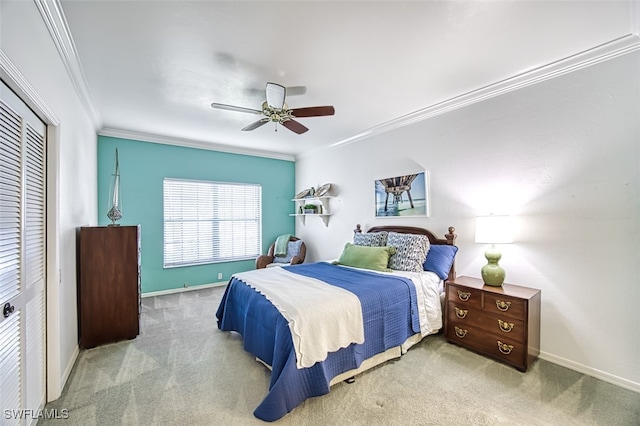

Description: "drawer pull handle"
454 326 468 338
454 307 468 319
457 290 471 301
498 319 514 333
496 299 511 311
497 340 514 355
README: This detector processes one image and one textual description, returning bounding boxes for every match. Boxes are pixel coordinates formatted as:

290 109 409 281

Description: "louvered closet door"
0 81 47 424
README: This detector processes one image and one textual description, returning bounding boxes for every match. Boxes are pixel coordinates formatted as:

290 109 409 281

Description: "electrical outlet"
217 273 223 280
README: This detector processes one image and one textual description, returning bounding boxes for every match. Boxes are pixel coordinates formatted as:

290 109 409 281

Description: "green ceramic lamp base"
481 246 505 286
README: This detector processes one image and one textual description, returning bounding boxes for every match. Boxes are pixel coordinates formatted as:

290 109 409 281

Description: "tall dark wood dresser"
78 225 141 348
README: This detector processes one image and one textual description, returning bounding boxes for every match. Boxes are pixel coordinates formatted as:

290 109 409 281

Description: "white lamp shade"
475 215 513 244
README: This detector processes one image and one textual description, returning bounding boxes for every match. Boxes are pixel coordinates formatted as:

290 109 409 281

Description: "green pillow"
333 243 396 272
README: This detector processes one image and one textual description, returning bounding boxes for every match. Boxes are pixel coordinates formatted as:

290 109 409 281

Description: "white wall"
1 0 98 399
296 51 640 391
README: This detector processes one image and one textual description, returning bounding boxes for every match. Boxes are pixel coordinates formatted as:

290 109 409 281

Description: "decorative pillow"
273 240 303 264
333 243 396 272
423 245 458 280
386 232 430 272
353 231 388 247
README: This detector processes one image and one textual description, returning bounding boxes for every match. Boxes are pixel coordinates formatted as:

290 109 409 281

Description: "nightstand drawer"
445 324 526 369
446 284 482 308
446 302 478 322
483 293 526 320
448 302 526 343
477 313 525 343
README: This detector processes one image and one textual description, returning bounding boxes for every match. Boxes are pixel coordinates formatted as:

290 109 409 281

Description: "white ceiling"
58 1 635 159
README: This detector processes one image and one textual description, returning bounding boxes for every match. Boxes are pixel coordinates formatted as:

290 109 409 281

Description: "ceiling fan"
211 82 335 134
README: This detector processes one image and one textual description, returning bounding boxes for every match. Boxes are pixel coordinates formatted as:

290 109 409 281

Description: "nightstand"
444 276 541 371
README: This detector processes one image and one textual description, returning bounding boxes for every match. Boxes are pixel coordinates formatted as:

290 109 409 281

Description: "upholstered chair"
256 236 306 269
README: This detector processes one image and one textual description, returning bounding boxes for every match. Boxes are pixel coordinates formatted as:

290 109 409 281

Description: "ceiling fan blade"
286 86 307 96
241 119 269 131
291 106 335 118
265 82 286 109
245 85 306 97
282 119 309 134
211 103 262 114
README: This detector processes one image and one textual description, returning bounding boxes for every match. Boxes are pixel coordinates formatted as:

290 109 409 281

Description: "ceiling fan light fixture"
265 82 286 110
210 82 334 135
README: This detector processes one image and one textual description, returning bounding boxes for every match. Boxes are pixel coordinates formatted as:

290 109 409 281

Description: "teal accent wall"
98 136 295 294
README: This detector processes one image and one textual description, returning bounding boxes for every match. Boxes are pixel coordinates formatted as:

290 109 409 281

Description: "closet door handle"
3 303 15 318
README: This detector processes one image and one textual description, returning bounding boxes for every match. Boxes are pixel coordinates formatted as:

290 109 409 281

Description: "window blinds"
163 178 262 268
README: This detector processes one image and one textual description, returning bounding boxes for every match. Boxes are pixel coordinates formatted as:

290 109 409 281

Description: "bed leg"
344 377 355 384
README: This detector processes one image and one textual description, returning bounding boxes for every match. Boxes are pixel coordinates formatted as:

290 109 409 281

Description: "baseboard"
539 350 640 393
141 282 227 298
61 345 79 392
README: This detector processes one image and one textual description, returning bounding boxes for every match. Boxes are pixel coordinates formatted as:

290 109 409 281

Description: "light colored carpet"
41 287 640 425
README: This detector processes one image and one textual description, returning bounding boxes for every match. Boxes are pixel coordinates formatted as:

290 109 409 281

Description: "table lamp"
475 215 513 286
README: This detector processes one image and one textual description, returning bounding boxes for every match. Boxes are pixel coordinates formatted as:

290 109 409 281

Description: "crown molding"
326 33 640 152
99 128 296 162
31 0 640 160
0 49 60 126
34 0 101 129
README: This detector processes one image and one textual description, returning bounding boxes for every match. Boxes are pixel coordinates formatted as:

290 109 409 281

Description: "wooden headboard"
354 224 457 281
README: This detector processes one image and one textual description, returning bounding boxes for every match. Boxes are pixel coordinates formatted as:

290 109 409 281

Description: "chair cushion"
273 240 303 264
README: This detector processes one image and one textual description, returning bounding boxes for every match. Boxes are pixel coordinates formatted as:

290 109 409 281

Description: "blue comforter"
216 262 420 421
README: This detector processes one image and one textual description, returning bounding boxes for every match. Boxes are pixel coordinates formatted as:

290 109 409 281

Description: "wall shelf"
291 196 333 226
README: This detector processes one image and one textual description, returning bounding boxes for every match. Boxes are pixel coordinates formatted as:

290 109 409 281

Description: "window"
163 178 262 268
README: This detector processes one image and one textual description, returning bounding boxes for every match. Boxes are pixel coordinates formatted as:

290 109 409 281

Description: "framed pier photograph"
374 171 429 217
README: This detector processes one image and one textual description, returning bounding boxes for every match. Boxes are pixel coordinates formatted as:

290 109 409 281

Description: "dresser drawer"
483 292 526 320
445 324 526 369
447 284 482 308
476 312 525 343
447 301 480 323
448 302 526 343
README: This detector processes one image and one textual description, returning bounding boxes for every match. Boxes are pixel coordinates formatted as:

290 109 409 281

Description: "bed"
216 224 457 421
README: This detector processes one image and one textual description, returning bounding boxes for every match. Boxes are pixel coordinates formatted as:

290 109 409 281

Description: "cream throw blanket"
233 267 364 369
